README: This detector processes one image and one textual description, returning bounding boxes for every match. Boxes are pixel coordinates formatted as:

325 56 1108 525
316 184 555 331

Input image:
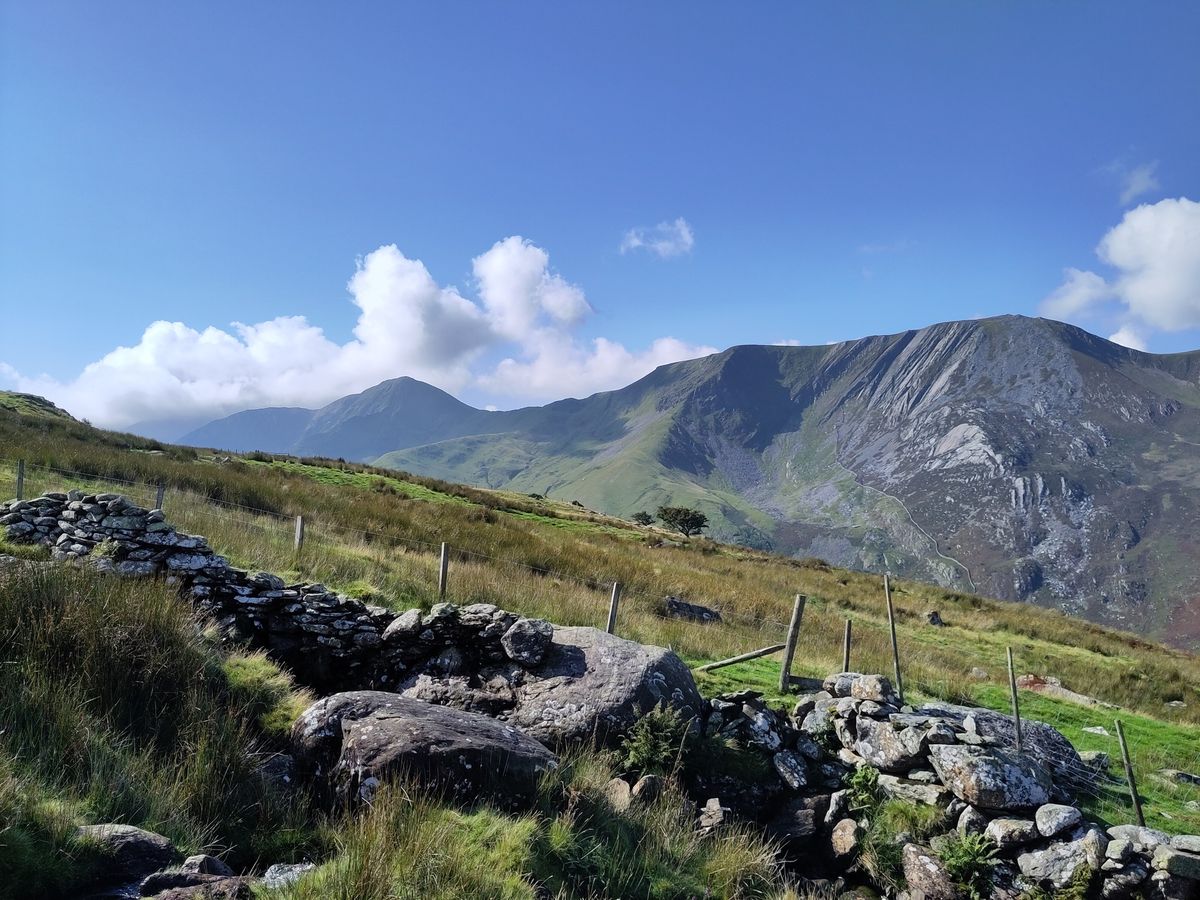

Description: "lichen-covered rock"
928 744 1053 811
901 843 961 899
501 617 553 667
854 717 930 773
1018 826 1108 890
291 691 557 808
1036 803 1082 838
985 817 1039 848
511 625 705 745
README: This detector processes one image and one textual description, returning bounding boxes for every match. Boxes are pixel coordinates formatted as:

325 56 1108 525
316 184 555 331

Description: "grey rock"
291 691 557 808
985 817 1039 848
958 805 988 835
1172 835 1200 854
928 743 1053 811
1106 838 1134 863
261 863 316 889
878 773 951 807
830 817 861 858
1108 824 1172 852
179 855 233 877
75 824 180 880
901 843 961 900
1036 803 1083 838
773 750 808 790
1018 827 1108 890
501 617 554 667
1153 845 1200 880
509 625 704 745
1101 861 1149 898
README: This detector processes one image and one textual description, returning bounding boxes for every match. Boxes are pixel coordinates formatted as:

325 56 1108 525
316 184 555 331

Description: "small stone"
830 818 860 858
261 862 316 889
1106 838 1134 863
605 776 632 813
1171 835 1200 854
500 617 554 667
631 774 663 805
773 750 808 790
958 805 988 835
1036 803 1083 838
986 817 1039 848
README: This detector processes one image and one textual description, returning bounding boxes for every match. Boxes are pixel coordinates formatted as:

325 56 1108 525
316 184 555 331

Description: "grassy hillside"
1 400 1198 842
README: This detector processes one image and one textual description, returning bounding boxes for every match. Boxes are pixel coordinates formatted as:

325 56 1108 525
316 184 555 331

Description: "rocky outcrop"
291 692 558 808
506 625 705 745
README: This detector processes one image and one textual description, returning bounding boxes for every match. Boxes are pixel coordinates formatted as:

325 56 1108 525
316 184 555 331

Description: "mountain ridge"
179 315 1200 645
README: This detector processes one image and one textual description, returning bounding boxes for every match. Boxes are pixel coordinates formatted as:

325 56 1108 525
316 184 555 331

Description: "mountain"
182 316 1200 645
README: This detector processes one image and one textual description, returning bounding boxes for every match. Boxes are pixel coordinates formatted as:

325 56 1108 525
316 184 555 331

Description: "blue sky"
2 2 1198 430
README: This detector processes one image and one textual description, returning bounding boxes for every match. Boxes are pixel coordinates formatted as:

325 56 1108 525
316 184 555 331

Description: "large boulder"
928 744 1053 812
291 692 557 808
918 702 1086 799
508 625 705 745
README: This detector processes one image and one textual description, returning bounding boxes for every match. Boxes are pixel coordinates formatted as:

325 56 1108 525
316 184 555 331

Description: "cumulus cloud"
620 217 695 258
0 238 713 428
1040 268 1113 319
1040 197 1200 348
480 333 717 402
1107 326 1147 351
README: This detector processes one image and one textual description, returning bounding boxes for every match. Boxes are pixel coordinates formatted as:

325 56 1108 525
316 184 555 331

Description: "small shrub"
631 511 653 526
936 831 997 900
92 538 120 560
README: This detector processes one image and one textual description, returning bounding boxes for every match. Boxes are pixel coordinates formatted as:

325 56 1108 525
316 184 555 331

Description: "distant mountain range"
181 315 1200 645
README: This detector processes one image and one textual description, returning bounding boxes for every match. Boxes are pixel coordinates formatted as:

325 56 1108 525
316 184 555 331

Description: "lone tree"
655 505 708 537
631 511 654 526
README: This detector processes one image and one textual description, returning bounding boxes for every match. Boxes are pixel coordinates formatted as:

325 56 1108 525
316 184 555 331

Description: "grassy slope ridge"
1 400 1198 842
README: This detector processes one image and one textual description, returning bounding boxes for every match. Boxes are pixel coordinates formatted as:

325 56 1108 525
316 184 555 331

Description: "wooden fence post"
293 515 305 552
885 573 905 705
1115 719 1146 827
778 594 807 694
438 542 450 601
842 618 852 673
606 582 622 634
155 482 166 511
15 459 24 501
1007 646 1023 753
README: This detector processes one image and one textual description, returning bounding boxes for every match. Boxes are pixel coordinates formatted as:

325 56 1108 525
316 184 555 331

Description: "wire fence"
2 456 1199 832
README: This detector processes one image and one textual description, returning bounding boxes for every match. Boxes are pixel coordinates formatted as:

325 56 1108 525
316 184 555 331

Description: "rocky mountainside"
181 316 1200 646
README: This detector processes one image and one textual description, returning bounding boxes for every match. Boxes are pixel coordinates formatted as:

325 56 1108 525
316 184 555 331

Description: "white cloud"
620 217 695 258
1040 267 1113 319
1040 197 1200 346
1108 326 1147 351
473 236 591 338
480 332 716 402
771 339 804 346
1117 161 1160 206
0 238 713 429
